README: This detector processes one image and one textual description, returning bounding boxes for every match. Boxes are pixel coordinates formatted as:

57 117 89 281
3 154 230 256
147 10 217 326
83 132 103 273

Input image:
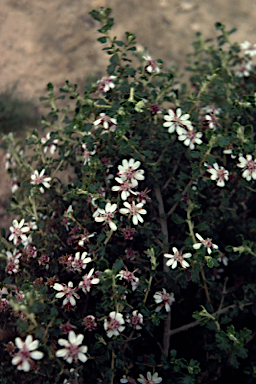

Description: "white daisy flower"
97 75 116 93
12 335 44 372
164 247 192 269
79 268 100 294
30 169 51 193
9 219 30 245
5 249 21 274
176 126 203 150
235 61 252 77
119 201 147 225
111 177 137 200
81 143 96 165
104 311 125 338
94 113 117 130
163 108 193 133
237 154 256 181
56 331 88 364
202 105 221 115
93 202 118 231
118 158 145 187
193 233 218 254
240 40 256 57
69 251 92 273
142 54 161 73
137 371 162 384
126 310 143 330
206 162 229 187
153 288 175 312
41 132 58 154
53 281 80 306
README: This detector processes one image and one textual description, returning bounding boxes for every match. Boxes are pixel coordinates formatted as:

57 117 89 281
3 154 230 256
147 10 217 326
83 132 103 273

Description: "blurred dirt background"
1 0 256 228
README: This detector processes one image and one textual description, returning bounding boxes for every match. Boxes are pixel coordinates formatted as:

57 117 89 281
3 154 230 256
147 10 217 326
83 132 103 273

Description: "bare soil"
1 0 256 228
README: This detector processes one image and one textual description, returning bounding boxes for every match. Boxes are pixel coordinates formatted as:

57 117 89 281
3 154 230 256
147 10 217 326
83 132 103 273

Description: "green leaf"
196 221 210 232
50 307 58 317
115 40 124 47
216 136 230 148
171 213 185 224
190 151 201 159
97 233 106 243
244 124 253 135
183 376 195 384
35 327 44 339
98 36 107 44
97 257 109 271
113 259 124 273
110 54 119 65
191 263 201 282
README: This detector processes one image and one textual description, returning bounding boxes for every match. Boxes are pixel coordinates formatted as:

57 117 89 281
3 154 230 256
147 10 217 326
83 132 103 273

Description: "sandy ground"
1 0 256 228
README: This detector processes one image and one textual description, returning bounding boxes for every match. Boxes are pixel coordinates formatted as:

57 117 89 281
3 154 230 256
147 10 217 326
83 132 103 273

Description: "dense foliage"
1 8 256 383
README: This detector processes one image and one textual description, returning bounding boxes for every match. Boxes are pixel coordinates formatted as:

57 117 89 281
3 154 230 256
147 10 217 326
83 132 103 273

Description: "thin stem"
110 349 116 384
51 158 65 180
188 72 218 115
154 186 170 355
168 302 253 337
29 196 39 221
143 275 153 305
187 200 214 312
217 277 229 312
200 268 214 312
155 78 174 104
167 179 194 217
43 315 57 344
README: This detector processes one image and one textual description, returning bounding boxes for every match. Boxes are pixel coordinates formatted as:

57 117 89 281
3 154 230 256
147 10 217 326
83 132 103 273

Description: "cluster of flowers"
5 218 38 274
93 158 147 230
3 51 246 380
10 330 163 383
53 252 100 306
162 104 256 188
10 331 88 372
104 310 143 338
163 107 203 150
121 371 162 383
204 153 256 187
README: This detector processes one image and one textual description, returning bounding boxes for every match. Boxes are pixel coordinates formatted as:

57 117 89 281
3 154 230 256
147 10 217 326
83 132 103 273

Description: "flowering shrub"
2 8 256 383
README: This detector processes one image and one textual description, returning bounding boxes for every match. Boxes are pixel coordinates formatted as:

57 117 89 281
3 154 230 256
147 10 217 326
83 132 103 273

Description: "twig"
187 200 214 312
154 186 170 355
110 349 116 384
167 179 194 217
217 277 229 312
168 302 253 337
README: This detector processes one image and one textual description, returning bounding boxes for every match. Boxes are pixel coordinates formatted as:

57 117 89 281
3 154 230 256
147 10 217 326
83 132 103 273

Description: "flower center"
72 259 84 271
130 204 139 216
13 227 22 237
104 212 114 222
202 238 212 247
162 293 171 304
217 168 227 180
246 160 256 171
124 166 136 180
108 318 120 330
82 276 92 290
173 116 182 125
187 130 196 140
20 345 31 360
68 344 80 358
174 251 183 263
33 176 44 185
